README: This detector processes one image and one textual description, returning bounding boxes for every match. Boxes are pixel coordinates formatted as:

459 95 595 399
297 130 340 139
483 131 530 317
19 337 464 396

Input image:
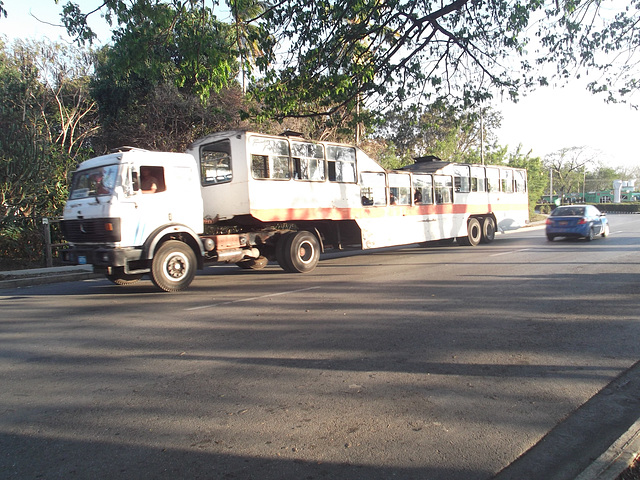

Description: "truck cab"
62 149 204 289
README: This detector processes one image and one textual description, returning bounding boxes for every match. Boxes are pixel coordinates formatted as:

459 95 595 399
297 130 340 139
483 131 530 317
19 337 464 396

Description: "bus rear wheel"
278 230 320 273
481 217 496 243
457 217 482 246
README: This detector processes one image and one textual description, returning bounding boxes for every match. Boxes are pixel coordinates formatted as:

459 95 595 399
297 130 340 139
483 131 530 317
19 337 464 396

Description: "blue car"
546 205 609 241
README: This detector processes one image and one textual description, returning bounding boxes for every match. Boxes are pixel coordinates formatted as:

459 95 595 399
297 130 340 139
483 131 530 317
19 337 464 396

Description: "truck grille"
61 218 121 243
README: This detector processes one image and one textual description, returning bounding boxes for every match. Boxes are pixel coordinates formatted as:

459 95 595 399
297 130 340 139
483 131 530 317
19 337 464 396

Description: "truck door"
127 165 172 246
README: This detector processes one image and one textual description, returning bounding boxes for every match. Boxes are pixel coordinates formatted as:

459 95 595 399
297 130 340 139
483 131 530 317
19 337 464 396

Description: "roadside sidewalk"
0 264 98 289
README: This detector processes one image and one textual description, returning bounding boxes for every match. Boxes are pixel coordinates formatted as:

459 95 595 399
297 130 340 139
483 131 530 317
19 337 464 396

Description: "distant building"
540 180 639 205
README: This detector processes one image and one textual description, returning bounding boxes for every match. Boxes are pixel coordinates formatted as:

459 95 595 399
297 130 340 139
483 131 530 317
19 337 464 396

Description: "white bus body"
62 130 529 291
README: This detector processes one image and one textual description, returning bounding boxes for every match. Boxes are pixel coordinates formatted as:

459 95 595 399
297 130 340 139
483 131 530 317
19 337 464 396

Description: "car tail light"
546 218 552 225
577 217 587 225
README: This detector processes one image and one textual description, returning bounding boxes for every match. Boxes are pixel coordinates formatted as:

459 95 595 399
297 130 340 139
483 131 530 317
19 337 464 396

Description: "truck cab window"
201 139 232 185
140 166 165 193
69 164 119 199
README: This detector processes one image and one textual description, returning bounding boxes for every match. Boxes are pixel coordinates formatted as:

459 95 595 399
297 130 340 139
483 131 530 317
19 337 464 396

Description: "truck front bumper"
62 246 143 268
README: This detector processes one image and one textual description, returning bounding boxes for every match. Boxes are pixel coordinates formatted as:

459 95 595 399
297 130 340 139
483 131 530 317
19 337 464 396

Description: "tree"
249 0 640 120
0 39 97 260
60 0 241 102
86 0 249 151
544 146 598 200
52 1 640 125
229 0 269 94
377 101 502 164
586 166 619 192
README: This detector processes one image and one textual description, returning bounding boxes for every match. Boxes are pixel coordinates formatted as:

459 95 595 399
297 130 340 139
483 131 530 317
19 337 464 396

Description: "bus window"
291 141 325 181
470 166 486 192
201 139 232 185
388 173 411 205
360 172 386 206
486 167 500 192
453 165 470 193
413 174 433 204
249 136 291 180
327 145 356 183
434 175 453 204
501 169 514 193
514 170 527 193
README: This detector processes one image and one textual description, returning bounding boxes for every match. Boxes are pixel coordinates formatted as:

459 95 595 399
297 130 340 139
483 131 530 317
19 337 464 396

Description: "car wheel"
586 228 595 241
547 234 554 242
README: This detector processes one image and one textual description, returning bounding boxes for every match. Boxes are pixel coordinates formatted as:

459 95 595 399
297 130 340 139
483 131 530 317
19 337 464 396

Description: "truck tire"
457 217 482 246
151 240 197 292
279 230 320 273
106 267 143 286
481 216 496 243
276 232 294 271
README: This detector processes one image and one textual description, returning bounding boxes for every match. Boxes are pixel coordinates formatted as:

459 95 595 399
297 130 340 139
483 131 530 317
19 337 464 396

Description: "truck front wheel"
151 240 197 292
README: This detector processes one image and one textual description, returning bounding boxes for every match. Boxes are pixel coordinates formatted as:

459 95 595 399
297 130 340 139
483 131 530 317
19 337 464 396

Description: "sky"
2 0 639 172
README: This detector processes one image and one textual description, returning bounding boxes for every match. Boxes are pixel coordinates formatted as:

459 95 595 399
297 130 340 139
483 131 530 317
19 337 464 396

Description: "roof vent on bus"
414 155 443 163
109 146 149 153
281 130 305 138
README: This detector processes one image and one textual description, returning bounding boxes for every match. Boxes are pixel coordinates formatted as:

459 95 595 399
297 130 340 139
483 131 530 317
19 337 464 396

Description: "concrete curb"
574 419 640 480
0 266 99 289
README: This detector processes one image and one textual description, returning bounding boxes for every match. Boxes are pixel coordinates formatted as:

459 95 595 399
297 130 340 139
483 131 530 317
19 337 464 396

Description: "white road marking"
185 286 321 311
490 248 531 257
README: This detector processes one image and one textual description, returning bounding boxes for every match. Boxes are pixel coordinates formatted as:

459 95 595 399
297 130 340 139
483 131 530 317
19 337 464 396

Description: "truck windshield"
69 165 119 199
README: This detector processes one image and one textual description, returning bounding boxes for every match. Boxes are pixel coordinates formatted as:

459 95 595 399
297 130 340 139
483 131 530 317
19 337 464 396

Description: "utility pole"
480 110 485 165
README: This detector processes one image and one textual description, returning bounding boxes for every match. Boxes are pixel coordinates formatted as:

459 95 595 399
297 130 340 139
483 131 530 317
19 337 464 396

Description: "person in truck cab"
140 167 158 194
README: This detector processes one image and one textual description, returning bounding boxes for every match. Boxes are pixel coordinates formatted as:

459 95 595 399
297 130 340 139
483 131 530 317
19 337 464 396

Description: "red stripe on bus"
250 203 528 222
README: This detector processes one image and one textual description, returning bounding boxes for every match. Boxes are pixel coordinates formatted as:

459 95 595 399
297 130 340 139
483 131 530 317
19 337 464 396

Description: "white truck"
61 130 529 291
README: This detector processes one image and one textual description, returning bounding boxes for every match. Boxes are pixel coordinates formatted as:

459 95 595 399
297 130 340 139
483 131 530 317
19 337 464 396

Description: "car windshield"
69 165 119 199
551 207 585 217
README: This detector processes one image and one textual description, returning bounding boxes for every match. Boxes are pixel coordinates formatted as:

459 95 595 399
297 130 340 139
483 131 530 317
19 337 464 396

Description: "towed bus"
61 130 529 291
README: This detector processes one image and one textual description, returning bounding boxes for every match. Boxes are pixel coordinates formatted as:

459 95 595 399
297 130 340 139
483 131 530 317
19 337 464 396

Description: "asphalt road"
1 216 640 480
